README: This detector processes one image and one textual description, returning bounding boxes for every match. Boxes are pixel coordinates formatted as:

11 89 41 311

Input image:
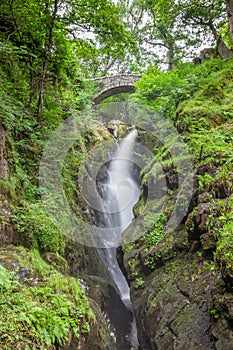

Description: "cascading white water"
97 129 140 349
108 129 140 233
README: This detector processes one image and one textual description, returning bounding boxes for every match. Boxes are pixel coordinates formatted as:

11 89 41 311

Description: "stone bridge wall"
91 74 141 104
92 74 141 93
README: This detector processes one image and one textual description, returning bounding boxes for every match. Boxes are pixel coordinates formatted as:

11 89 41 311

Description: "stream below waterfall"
94 130 141 349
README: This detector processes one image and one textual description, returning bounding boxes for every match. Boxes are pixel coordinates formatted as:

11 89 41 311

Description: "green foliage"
187 123 233 165
0 57 95 203
210 308 220 319
177 0 225 32
118 0 212 70
133 59 233 120
0 0 134 87
136 213 167 269
219 23 233 49
0 68 30 132
135 277 144 288
134 60 233 214
13 202 66 254
0 248 94 349
123 241 135 253
133 65 185 116
197 173 214 190
172 0 231 58
141 213 167 247
165 258 182 276
0 265 15 292
144 252 162 269
1 0 233 347
128 257 137 277
131 58 233 280
215 197 233 268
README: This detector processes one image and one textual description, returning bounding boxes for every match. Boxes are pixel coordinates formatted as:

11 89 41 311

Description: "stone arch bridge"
90 74 141 104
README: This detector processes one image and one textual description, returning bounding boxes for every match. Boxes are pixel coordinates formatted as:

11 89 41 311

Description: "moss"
0 246 94 349
186 196 233 269
175 60 233 134
42 252 70 275
215 197 233 268
13 202 67 255
200 232 217 251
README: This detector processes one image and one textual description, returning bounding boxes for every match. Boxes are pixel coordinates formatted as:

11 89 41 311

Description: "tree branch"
145 40 169 49
100 54 121 76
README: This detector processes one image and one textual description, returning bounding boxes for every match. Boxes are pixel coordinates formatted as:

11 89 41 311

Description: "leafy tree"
178 0 233 59
117 0 209 70
114 0 148 72
60 0 135 76
0 0 134 117
225 0 233 46
117 0 233 70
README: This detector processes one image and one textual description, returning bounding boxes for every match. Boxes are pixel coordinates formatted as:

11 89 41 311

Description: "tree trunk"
101 54 121 76
226 0 233 46
167 42 174 71
0 123 9 180
37 0 58 120
217 38 233 59
208 20 233 59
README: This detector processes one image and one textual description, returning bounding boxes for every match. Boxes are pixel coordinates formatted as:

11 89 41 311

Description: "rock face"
123 149 233 350
124 224 233 350
127 246 215 349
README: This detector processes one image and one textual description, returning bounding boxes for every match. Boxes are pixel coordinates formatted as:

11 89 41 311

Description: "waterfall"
96 129 140 349
108 129 140 234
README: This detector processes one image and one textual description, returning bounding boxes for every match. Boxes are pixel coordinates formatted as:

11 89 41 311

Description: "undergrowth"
0 247 94 349
130 58 233 273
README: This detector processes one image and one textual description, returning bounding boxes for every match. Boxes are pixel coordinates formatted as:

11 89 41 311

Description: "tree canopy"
0 0 233 118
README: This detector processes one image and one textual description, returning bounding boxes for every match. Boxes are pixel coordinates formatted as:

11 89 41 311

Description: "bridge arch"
91 74 141 104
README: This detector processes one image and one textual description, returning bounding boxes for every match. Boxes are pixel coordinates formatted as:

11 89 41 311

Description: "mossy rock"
88 120 113 143
200 232 217 251
107 119 129 138
186 203 211 241
42 252 70 275
212 317 233 349
130 254 219 350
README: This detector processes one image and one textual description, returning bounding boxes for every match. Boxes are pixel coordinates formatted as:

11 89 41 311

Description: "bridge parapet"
90 74 141 104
